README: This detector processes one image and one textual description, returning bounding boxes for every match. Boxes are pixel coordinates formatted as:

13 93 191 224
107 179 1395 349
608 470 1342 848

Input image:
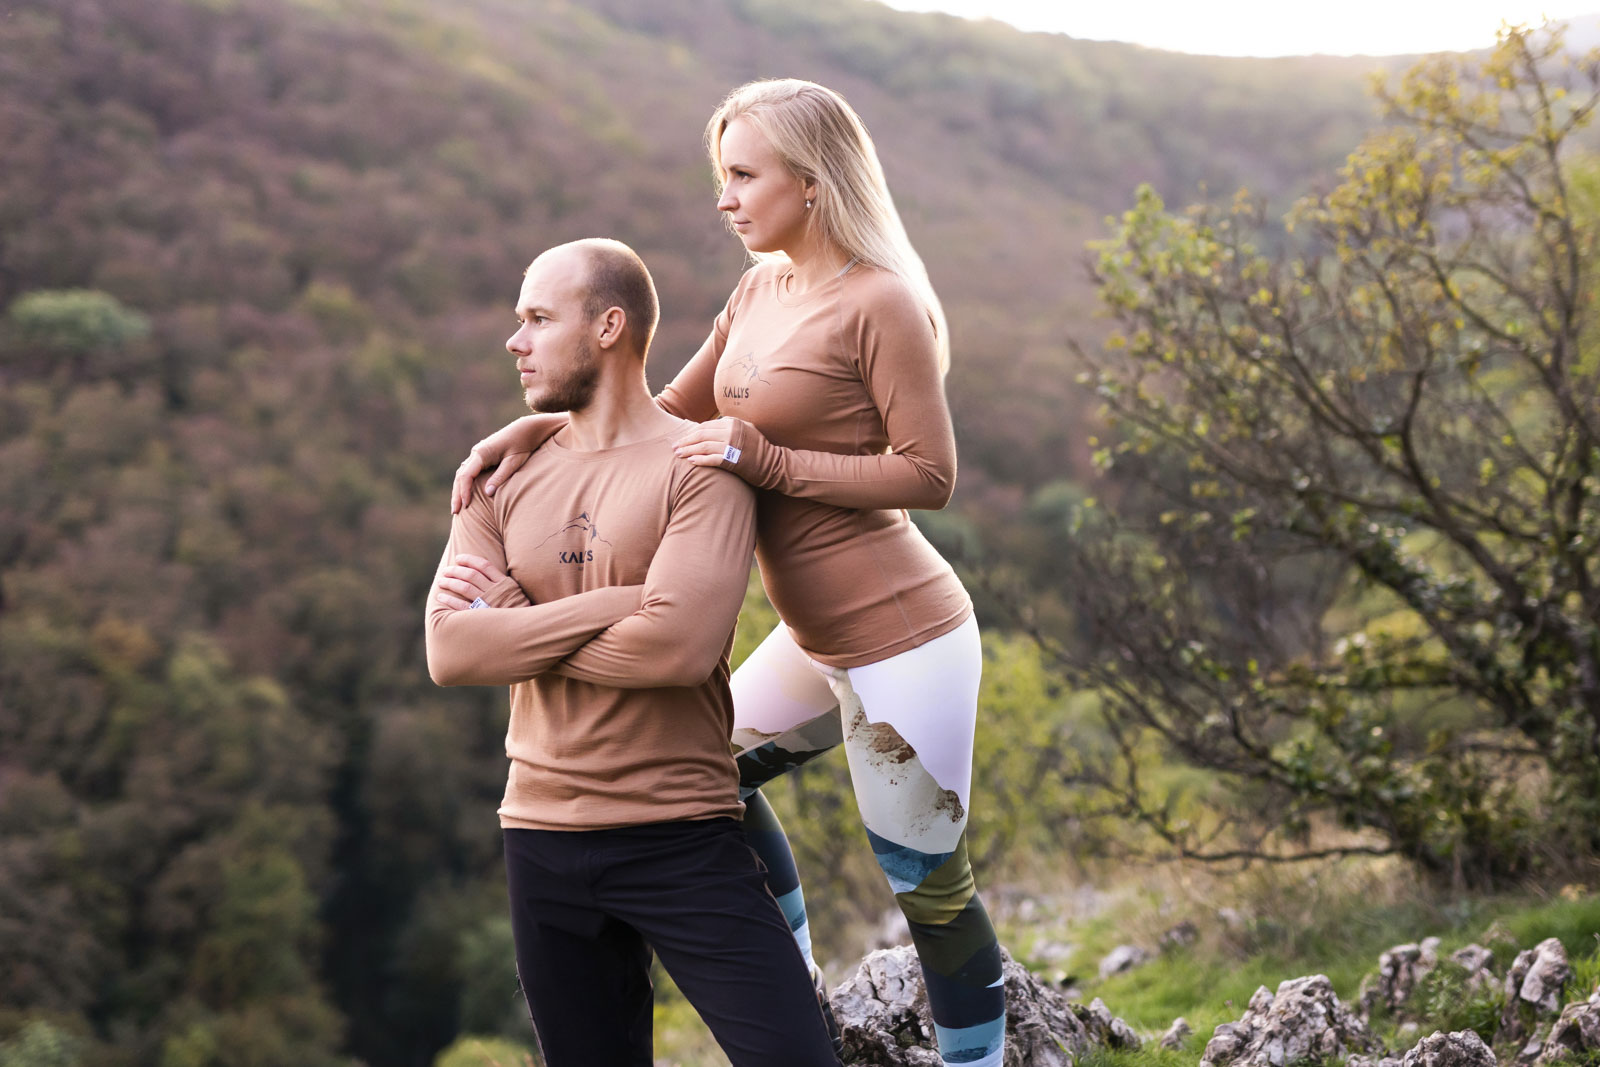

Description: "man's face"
506 248 600 414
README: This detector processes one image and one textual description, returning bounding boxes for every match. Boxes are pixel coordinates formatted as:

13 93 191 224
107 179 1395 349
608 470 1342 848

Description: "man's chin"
524 388 568 414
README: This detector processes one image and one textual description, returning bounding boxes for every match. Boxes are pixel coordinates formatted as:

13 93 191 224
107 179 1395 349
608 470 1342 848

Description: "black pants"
503 818 841 1067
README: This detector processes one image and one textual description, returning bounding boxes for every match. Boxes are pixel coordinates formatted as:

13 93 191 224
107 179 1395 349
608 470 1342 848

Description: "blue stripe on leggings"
934 1016 1006 1065
863 826 952 895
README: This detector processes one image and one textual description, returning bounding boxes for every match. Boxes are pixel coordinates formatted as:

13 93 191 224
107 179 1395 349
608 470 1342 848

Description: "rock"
1399 1030 1498 1067
1218 906 1249 931
1162 920 1200 950
1360 938 1442 1019
1070 997 1141 1050
1450 945 1500 994
1161 1017 1193 1050
1452 945 1495 975
1098 944 1151 980
1028 939 1076 968
829 945 1139 1067
1500 939 1572 1044
1199 975 1379 1067
1347 1056 1404 1067
1535 987 1600 1064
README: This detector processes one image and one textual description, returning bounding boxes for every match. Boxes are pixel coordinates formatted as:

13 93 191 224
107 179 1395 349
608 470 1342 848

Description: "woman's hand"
434 554 509 611
451 444 530 514
674 417 760 479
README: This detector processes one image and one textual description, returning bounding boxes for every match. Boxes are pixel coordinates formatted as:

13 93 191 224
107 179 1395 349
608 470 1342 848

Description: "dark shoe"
813 966 845 1059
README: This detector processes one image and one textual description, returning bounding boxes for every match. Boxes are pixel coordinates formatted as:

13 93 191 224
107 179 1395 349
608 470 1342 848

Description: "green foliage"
0 1022 87 1067
1401 961 1503 1042
6 290 149 354
1039 24 1600 884
432 1036 535 1067
0 0 1402 1062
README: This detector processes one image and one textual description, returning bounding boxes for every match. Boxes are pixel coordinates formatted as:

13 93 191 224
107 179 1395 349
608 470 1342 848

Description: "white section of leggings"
730 614 982 854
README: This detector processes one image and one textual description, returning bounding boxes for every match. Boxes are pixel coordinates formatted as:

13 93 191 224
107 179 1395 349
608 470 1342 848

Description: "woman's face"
716 117 814 255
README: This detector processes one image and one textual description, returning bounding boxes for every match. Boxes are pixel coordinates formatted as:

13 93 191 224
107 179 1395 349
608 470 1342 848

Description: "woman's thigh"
730 622 841 757
832 615 982 854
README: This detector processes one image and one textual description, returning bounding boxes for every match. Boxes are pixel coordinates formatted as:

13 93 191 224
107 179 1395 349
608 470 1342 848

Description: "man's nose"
506 327 529 356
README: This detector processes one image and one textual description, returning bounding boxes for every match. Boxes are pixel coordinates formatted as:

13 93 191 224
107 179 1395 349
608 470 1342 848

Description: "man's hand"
435 554 510 610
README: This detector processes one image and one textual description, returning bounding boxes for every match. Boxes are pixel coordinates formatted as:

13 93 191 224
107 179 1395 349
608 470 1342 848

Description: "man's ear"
595 306 626 350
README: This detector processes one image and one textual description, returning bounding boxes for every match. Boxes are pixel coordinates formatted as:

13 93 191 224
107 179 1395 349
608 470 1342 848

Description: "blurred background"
4 1 1600 1065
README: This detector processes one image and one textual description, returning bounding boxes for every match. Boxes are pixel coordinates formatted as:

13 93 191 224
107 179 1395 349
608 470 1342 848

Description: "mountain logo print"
722 352 770 401
537 511 613 565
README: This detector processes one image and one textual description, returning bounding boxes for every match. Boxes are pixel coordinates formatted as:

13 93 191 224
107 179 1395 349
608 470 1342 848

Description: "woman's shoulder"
837 265 931 331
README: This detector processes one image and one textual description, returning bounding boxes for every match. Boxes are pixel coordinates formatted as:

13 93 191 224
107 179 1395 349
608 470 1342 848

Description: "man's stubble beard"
524 337 599 414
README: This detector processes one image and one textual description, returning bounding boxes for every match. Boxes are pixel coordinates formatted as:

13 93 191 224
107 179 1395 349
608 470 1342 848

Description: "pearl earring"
805 199 813 209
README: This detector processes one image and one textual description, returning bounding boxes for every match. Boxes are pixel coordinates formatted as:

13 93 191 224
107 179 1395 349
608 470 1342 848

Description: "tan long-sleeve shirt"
425 424 758 830
657 261 972 667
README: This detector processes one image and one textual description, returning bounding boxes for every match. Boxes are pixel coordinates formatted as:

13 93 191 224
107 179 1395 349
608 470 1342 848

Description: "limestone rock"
1360 938 1442 1019
1098 944 1151 980
1162 920 1200 950
1070 997 1141 1050
1399 1030 1498 1067
1500 939 1572 1044
1161 1017 1193 1050
1452 945 1495 975
830 945 1139 1067
1199 975 1378 1067
1535 987 1600 1064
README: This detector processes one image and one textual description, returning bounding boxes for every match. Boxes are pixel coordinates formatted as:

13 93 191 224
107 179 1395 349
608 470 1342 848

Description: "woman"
455 79 1005 1067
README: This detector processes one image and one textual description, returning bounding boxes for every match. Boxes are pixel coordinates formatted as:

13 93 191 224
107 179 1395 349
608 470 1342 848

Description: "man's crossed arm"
425 464 757 690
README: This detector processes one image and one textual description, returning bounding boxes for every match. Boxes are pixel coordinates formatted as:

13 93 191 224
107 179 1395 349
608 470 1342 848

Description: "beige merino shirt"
657 261 972 668
425 423 757 831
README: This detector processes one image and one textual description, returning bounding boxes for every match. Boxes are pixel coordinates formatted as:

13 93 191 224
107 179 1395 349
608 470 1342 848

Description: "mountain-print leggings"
732 614 1006 1067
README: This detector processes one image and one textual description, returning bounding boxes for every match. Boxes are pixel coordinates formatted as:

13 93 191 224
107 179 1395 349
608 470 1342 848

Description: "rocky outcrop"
1401 1030 1498 1067
1200 975 1379 1067
1161 1017 1193 1049
1098 944 1151 979
1499 939 1572 1045
1070 997 1140 1050
829 945 1139 1067
1534 987 1600 1064
1360 938 1442 1018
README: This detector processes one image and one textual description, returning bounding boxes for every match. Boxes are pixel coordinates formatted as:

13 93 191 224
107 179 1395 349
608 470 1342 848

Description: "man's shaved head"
531 238 660 358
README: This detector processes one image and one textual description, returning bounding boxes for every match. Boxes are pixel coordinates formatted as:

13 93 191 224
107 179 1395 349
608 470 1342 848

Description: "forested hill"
0 1 1406 1064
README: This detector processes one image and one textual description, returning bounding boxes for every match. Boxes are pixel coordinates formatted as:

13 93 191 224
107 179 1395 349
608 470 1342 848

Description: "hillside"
0 1 1412 1064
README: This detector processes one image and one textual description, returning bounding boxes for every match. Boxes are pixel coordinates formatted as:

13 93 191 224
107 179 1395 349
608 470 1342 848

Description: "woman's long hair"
706 78 951 373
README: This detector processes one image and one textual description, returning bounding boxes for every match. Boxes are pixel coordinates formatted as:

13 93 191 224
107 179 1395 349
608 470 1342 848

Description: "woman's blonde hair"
706 78 950 373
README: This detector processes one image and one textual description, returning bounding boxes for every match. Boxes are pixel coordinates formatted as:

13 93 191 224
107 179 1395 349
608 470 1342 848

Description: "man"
425 239 841 1066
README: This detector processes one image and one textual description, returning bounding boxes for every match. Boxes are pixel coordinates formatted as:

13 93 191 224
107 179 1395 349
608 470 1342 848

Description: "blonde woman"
455 80 1005 1067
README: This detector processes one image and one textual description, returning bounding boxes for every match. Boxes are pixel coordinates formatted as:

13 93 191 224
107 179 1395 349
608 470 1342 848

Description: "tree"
1031 26 1600 885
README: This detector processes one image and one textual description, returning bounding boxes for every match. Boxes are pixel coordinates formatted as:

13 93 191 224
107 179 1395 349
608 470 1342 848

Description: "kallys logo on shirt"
721 352 770 401
536 512 613 565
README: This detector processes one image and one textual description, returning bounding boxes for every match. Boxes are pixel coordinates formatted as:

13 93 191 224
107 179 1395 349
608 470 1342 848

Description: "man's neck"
560 370 677 452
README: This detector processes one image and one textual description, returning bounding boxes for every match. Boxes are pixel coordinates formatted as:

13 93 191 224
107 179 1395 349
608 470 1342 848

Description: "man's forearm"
427 585 644 686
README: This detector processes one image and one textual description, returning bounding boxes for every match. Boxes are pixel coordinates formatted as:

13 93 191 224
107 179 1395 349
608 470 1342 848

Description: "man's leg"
503 828 655 1067
593 819 841 1067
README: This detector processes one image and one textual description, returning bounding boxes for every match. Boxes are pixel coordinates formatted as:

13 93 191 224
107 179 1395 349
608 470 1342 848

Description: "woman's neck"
781 235 851 296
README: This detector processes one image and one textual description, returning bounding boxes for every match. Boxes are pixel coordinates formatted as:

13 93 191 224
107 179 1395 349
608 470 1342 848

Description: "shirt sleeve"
725 280 956 510
425 484 644 687
551 464 757 689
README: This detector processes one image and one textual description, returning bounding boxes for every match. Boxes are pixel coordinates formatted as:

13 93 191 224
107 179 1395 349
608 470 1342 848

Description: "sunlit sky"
876 0 1598 56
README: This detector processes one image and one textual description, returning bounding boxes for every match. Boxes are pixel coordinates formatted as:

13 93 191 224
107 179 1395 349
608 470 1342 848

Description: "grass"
638 854 1600 1067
